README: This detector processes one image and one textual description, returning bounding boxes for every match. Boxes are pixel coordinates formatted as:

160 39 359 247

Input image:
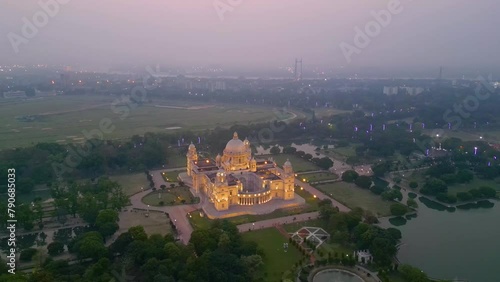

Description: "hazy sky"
1 0 499 71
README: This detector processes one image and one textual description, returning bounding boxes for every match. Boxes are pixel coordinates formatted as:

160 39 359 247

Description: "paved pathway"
237 211 319 232
128 167 351 244
129 190 198 244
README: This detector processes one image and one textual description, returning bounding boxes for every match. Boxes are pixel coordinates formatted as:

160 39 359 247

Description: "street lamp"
474 147 478 155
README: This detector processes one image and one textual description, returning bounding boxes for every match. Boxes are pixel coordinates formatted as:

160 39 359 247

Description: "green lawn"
264 154 320 172
109 173 149 196
141 187 196 206
166 149 188 168
315 182 393 217
242 228 304 282
448 178 500 194
0 95 287 149
161 170 184 183
298 172 339 183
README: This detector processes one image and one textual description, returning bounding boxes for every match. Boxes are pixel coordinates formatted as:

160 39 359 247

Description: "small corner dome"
284 159 292 167
188 142 196 150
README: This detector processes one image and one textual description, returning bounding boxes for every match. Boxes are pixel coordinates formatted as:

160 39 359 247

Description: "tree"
129 226 148 241
354 175 372 189
371 162 389 177
478 186 497 198
95 209 119 238
407 199 418 208
47 241 65 256
20 248 38 262
421 178 447 195
399 264 429 282
370 185 386 195
315 157 334 170
408 181 418 189
456 169 474 183
78 194 100 225
390 204 408 216
282 146 297 154
73 232 107 261
270 146 281 155
381 190 403 201
341 170 359 183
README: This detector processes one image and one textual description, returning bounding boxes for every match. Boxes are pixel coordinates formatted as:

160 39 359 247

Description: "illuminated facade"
187 132 295 211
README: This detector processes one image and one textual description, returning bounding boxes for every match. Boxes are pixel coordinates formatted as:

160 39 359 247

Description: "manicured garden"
315 182 393 217
109 173 150 196
264 154 320 172
242 228 304 282
161 170 184 183
141 186 197 206
298 172 339 183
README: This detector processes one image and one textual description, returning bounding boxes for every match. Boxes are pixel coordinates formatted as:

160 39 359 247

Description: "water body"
381 200 500 282
313 269 365 282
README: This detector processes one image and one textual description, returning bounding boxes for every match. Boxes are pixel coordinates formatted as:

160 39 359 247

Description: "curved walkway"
129 189 198 244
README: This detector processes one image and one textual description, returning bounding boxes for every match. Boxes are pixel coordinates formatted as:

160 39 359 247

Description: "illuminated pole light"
448 123 451 129
370 124 373 131
383 124 386 131
474 147 478 155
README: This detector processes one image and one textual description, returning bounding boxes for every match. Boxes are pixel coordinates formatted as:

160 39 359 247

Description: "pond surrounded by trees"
380 199 499 282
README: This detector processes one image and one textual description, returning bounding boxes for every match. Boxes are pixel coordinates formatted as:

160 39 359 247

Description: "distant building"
383 86 424 96
383 86 399 95
35 89 58 97
3 91 27 99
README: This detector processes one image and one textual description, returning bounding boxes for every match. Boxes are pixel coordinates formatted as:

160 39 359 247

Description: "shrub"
20 248 38 262
47 241 65 256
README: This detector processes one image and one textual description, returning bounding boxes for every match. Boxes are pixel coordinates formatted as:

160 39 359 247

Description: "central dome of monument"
225 132 245 153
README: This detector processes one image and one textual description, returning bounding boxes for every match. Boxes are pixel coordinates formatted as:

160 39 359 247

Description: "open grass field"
315 182 393 217
298 172 339 183
241 228 304 282
264 154 320 172
448 178 500 194
0 95 294 149
109 173 149 196
141 187 195 206
314 108 351 118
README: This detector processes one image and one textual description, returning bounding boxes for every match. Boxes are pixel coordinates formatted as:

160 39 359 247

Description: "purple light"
198 137 201 144
370 124 373 131
409 124 412 130
383 124 386 131
448 123 451 129
354 126 358 132
426 149 430 156
494 156 497 160
488 162 491 167
422 123 425 129
474 147 478 155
